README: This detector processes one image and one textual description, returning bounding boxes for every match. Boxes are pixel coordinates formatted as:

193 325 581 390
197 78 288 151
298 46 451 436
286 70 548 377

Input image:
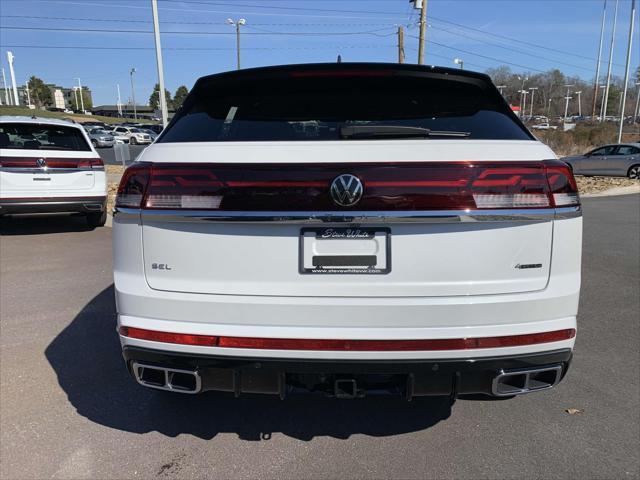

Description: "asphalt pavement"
0 195 638 479
97 145 148 165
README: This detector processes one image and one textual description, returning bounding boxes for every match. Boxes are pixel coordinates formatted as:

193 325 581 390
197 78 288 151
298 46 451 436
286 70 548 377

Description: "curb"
581 185 640 198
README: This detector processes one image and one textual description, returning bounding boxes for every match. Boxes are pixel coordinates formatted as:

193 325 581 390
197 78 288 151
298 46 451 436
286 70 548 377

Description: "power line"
428 15 625 66
428 24 596 72
407 33 547 73
0 25 399 36
0 14 397 27
0 44 397 51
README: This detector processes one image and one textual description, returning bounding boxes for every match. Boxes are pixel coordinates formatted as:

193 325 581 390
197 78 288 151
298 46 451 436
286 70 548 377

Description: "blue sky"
0 0 637 105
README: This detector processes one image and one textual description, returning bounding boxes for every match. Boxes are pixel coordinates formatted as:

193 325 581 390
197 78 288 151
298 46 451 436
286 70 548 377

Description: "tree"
27 76 53 107
149 83 172 110
172 85 189 110
70 88 92 112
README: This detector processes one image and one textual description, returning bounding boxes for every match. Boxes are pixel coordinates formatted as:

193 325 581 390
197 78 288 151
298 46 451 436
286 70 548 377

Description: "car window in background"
615 145 640 155
590 146 616 156
0 123 90 151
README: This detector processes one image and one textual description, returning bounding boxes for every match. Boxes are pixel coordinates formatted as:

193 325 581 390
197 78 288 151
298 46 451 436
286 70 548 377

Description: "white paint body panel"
114 139 581 360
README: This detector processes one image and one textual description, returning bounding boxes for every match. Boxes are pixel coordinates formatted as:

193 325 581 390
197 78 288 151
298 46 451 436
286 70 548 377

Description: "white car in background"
0 116 107 227
112 126 152 145
114 64 581 399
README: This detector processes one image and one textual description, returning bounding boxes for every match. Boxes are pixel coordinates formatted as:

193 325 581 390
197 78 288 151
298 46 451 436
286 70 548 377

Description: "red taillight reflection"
119 327 576 350
119 326 218 346
115 161 580 211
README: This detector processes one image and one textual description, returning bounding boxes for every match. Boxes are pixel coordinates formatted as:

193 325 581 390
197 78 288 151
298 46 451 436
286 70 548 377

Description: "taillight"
116 161 580 211
544 160 580 207
78 158 104 170
115 162 151 208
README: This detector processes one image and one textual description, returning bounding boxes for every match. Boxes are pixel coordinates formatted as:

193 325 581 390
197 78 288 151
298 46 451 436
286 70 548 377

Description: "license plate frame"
299 227 391 275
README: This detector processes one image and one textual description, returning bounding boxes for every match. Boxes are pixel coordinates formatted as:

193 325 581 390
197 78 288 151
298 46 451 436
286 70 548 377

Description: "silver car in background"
87 128 115 148
562 143 640 179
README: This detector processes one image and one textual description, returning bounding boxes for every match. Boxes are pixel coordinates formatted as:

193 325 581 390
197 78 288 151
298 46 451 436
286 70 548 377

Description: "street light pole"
602 0 619 122
634 82 640 123
496 85 506 96
563 84 575 121
575 91 583 117
529 87 538 117
75 77 85 113
130 67 137 120
1 68 9 105
617 0 636 143
116 84 122 117
453 58 464 69
7 51 19 106
151 0 169 127
522 90 529 121
227 18 246 70
598 84 607 120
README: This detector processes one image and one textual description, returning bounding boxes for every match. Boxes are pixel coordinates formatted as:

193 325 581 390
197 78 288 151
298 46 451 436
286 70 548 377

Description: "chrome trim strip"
0 167 103 173
115 206 581 223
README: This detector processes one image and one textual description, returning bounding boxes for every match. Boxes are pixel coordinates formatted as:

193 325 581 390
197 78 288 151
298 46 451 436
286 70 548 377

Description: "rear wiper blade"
339 125 471 139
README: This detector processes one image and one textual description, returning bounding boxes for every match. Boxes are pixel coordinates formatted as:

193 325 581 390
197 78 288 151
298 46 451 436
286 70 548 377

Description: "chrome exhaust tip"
492 365 562 396
132 362 202 394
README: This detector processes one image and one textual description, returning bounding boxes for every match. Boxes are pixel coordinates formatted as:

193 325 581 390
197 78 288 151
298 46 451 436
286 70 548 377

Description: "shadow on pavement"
0 214 95 235
45 285 452 441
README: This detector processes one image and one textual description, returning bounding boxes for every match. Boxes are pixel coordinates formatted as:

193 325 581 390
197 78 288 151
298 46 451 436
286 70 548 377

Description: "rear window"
160 70 531 143
0 123 91 151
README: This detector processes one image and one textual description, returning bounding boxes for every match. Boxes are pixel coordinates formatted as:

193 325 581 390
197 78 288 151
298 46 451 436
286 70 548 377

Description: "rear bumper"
123 346 573 398
0 196 107 214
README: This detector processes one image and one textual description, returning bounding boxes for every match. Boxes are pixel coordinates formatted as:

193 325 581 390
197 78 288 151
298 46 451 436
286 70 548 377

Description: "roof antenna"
337 54 342 63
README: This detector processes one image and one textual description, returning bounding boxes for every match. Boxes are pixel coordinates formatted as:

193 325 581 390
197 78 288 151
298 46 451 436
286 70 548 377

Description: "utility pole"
75 77 85 113
117 84 122 117
563 84 575 121
130 67 137 120
397 25 405 64
602 0 619 122
575 90 583 117
592 0 607 120
151 0 169 127
529 87 538 117
617 0 636 142
522 90 529 120
73 87 79 111
417 0 428 64
7 51 19 106
226 18 246 70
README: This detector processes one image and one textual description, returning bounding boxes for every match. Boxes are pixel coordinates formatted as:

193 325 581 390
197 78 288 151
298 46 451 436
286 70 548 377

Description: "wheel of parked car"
130 137 137 145
628 165 640 180
86 210 107 228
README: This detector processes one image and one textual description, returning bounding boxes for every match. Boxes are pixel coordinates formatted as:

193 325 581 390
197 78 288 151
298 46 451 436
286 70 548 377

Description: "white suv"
112 126 152 145
113 64 581 399
0 116 107 227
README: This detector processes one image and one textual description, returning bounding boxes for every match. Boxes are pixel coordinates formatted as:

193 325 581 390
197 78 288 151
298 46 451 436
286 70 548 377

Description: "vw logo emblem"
330 174 363 207
36 158 47 169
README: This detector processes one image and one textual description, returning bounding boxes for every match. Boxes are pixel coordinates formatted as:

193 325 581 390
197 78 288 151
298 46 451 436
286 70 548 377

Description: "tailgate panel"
142 220 552 297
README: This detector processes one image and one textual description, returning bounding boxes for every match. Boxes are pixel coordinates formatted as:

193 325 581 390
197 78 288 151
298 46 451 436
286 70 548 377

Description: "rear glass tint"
160 71 530 142
0 123 91 151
